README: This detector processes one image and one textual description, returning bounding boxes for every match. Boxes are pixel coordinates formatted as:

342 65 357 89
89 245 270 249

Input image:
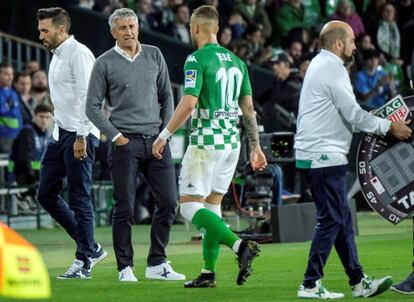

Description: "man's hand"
74 136 87 160
115 135 129 146
152 137 167 160
389 120 412 140
250 145 267 171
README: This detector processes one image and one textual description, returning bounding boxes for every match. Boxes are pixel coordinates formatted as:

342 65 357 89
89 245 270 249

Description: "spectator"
135 0 160 30
30 69 53 109
9 104 51 187
273 0 306 46
244 23 272 65
394 0 413 29
0 63 22 154
24 60 40 74
236 0 272 39
330 0 365 38
13 72 35 126
284 27 318 60
376 3 402 64
258 52 302 129
364 0 386 41
218 25 233 49
159 0 183 27
287 40 303 69
164 4 191 43
354 33 378 71
354 49 394 109
227 10 246 41
233 39 251 63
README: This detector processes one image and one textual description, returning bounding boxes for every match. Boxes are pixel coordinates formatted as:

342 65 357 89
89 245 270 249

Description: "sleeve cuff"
112 133 122 142
381 119 392 136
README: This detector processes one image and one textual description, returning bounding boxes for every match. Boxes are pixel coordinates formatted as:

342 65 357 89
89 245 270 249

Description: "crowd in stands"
1 0 414 199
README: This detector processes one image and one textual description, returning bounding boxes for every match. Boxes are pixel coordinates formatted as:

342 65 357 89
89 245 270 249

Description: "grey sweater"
86 44 173 141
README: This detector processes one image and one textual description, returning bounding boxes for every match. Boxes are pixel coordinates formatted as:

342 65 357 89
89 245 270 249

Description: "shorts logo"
185 70 196 88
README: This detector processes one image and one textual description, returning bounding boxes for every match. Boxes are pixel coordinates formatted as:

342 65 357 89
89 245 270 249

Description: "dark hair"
14 71 31 82
172 3 188 15
0 62 13 72
245 23 261 36
37 7 71 32
34 104 52 115
192 5 219 22
362 48 380 61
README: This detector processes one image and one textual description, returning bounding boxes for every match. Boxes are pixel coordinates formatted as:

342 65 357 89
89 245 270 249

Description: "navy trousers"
301 165 364 288
37 128 98 268
108 136 177 270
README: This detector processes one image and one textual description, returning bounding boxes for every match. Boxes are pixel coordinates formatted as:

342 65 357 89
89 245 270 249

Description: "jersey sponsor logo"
185 70 197 88
213 109 238 119
186 55 197 63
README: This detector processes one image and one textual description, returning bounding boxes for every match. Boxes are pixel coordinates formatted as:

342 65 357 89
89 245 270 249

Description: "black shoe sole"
237 242 261 286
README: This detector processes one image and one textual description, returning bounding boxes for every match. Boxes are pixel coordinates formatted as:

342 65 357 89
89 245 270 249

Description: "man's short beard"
344 55 355 68
342 49 355 68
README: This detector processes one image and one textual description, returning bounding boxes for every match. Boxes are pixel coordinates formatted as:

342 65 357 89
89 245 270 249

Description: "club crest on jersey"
185 70 197 88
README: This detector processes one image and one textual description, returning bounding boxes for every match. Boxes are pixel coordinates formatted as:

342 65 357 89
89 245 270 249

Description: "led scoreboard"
357 95 414 224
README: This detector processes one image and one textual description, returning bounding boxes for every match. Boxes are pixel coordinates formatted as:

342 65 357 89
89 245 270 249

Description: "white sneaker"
145 261 186 281
352 274 393 297
119 266 138 282
298 280 345 299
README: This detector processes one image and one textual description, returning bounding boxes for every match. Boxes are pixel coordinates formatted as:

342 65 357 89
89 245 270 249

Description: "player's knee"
180 202 204 222
204 203 222 218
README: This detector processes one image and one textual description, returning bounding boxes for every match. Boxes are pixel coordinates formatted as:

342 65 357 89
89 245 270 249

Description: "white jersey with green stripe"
183 43 252 150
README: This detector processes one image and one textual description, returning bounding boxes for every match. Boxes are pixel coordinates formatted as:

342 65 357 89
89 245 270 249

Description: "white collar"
114 42 141 62
51 35 74 56
320 49 344 64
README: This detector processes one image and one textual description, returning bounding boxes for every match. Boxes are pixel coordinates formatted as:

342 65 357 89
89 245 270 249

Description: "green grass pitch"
3 213 414 301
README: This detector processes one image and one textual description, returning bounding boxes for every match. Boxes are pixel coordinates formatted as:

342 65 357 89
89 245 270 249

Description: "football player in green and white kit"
152 5 267 288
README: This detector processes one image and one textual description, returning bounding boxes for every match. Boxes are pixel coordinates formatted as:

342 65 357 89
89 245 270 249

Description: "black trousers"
301 165 364 288
108 136 177 270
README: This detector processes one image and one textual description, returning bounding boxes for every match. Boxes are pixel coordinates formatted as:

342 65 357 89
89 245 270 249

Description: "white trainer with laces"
145 261 186 281
119 266 138 282
298 280 345 299
352 274 393 297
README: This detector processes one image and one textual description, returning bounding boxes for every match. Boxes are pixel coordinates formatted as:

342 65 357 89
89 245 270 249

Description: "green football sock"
192 208 240 271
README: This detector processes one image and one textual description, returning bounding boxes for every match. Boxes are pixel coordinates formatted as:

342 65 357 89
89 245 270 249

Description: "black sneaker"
90 243 108 268
391 272 414 295
184 272 216 288
57 259 91 279
236 240 260 286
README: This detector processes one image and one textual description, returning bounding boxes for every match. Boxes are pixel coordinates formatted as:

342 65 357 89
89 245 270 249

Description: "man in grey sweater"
86 8 185 282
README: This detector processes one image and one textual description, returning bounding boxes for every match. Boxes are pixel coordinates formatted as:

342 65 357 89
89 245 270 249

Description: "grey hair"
108 8 138 31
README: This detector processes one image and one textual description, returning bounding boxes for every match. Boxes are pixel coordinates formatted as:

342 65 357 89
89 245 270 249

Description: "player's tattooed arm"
239 95 259 149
